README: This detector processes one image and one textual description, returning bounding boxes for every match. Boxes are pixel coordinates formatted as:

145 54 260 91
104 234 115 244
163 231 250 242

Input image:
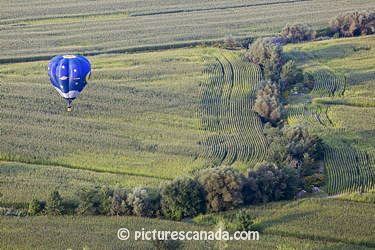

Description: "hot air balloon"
48 54 91 111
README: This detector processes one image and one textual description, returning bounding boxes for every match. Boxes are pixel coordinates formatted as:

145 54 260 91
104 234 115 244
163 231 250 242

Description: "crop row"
286 103 334 129
325 145 375 194
199 51 267 166
1 0 373 62
310 70 346 97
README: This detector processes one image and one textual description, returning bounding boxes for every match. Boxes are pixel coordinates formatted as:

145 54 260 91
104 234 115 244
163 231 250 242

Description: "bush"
246 38 284 81
233 209 254 231
76 186 112 215
248 162 298 202
197 166 245 212
46 190 64 215
61 199 79 215
253 80 284 124
109 188 132 216
151 239 182 250
161 177 205 220
280 60 303 89
330 11 375 37
241 176 259 205
127 187 160 217
281 23 316 43
303 71 315 90
223 35 239 50
28 198 45 215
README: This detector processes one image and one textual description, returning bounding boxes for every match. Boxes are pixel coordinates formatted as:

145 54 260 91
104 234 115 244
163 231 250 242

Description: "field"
1 199 374 249
284 36 375 194
1 0 375 63
1 0 375 249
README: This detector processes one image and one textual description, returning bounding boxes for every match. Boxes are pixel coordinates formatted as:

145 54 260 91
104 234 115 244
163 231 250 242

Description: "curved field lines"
286 103 334 129
325 145 375 194
198 51 267 166
310 70 346 97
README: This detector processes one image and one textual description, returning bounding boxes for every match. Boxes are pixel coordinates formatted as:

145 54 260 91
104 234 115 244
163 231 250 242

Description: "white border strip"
54 86 80 99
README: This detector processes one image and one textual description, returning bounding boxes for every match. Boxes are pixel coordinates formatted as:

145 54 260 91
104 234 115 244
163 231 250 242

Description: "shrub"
160 177 205 220
223 35 239 50
233 209 254 231
197 166 245 212
248 162 298 202
241 176 259 205
151 239 182 250
246 38 284 81
281 23 316 43
280 60 303 89
330 11 375 37
127 187 160 217
284 126 324 162
303 71 315 90
253 80 284 124
46 190 64 215
28 198 45 215
76 186 112 215
61 199 79 215
109 188 132 216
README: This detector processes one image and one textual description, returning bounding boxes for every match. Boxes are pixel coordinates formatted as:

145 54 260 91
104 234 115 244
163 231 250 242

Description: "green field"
1 199 374 249
1 0 375 249
1 0 374 62
284 36 375 194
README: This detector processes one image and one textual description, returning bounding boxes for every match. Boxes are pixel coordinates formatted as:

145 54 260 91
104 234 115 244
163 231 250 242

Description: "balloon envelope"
48 54 91 102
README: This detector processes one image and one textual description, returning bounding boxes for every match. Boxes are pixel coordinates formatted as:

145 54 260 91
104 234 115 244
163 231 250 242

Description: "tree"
281 23 316 43
28 198 45 215
109 188 132 216
160 177 205 220
280 60 303 90
248 162 298 202
330 11 375 37
76 186 112 215
127 187 160 217
223 35 239 50
253 80 284 124
46 190 64 215
246 38 284 81
197 166 245 212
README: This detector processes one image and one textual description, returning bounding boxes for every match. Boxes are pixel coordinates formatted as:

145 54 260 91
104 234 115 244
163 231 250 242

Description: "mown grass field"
1 0 374 62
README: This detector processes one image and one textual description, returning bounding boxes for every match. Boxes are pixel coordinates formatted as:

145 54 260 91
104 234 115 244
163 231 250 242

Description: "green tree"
161 177 205 220
253 80 284 124
197 166 245 212
281 23 316 43
246 37 284 81
46 190 64 215
28 198 45 215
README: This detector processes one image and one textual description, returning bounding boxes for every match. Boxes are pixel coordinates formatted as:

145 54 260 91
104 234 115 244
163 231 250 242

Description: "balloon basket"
67 106 72 112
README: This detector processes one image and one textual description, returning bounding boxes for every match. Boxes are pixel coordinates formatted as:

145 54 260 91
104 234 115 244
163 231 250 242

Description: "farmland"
284 36 375 194
1 199 374 249
1 0 375 63
1 0 375 249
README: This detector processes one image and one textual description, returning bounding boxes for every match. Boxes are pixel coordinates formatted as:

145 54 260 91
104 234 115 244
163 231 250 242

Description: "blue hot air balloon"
48 54 91 111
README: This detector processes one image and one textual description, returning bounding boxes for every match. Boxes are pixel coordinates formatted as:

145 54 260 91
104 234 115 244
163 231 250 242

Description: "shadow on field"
286 44 364 63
